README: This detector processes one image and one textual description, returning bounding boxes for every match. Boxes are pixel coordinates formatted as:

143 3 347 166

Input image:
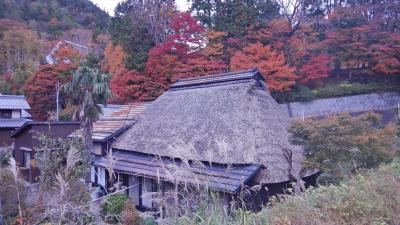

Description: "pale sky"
90 0 190 16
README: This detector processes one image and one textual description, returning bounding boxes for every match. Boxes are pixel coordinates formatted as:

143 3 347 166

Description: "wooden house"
0 95 31 145
69 103 151 190
11 121 80 182
90 70 317 212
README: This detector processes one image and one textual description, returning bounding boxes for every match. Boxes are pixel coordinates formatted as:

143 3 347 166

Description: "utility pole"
56 82 60 121
0 196 3 225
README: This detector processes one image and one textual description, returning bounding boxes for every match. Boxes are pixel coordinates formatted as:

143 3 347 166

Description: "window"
141 178 154 208
91 166 98 184
98 167 106 187
140 178 162 209
23 151 31 169
0 110 11 119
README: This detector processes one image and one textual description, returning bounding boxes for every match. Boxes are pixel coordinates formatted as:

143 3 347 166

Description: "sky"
90 0 190 16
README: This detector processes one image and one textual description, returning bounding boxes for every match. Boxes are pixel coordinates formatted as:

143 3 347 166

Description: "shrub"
294 85 314 102
0 149 11 167
313 81 399 98
246 158 400 225
59 104 78 121
0 169 26 221
290 113 399 183
121 199 143 225
100 194 129 223
273 85 315 103
34 136 89 188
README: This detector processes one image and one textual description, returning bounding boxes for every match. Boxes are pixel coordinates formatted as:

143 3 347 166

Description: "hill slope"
0 0 109 36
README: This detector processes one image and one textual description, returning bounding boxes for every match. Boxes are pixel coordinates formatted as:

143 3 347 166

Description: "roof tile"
0 95 30 110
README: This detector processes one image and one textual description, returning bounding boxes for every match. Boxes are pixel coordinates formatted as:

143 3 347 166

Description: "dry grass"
7 158 23 218
177 158 400 225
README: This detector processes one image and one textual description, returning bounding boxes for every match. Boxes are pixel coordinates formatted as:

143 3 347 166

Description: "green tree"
62 66 111 153
35 136 89 188
191 0 279 37
110 7 154 72
290 113 399 184
111 0 175 72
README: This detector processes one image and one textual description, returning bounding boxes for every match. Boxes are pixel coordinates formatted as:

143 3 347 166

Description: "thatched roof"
113 69 307 184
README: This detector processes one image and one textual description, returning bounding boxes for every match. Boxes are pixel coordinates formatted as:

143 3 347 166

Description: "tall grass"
177 158 400 225
7 158 23 218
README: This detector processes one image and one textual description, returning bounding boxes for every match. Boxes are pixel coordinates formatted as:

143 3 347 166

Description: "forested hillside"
108 0 399 104
0 0 109 35
0 0 399 120
0 0 110 119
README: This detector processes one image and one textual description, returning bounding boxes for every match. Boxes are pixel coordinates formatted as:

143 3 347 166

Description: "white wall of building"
11 109 21 119
128 176 140 205
98 167 106 187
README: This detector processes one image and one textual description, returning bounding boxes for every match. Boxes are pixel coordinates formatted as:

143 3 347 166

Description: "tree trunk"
83 122 93 154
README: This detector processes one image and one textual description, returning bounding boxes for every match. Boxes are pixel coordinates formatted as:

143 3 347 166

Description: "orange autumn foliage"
102 43 128 75
54 46 82 65
175 55 227 79
201 30 228 60
299 54 331 85
230 42 295 92
25 63 76 120
110 68 162 103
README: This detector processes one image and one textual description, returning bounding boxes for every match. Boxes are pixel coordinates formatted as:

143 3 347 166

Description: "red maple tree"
299 54 331 85
110 68 163 103
146 12 227 90
25 64 76 120
102 43 127 75
230 42 296 92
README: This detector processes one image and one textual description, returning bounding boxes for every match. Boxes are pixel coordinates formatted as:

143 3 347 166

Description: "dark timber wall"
12 122 80 182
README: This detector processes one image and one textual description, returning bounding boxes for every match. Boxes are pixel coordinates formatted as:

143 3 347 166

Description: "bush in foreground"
121 199 143 225
177 158 400 225
101 194 129 223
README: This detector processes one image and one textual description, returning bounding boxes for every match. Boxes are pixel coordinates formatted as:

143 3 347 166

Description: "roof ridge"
176 69 257 82
0 95 26 98
170 69 261 90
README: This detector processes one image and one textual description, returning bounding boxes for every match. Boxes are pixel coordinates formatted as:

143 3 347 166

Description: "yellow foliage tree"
102 43 128 75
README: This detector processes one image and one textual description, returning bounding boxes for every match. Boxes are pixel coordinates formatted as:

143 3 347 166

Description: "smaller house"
11 121 80 182
69 103 151 192
70 103 152 157
0 95 31 146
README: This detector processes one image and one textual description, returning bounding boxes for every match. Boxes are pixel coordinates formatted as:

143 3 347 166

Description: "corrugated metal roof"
0 95 30 109
281 92 400 118
93 150 262 193
102 103 152 121
72 102 152 142
170 69 262 90
0 119 31 128
98 104 125 119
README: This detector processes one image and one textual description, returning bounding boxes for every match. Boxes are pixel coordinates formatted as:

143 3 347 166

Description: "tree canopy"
0 0 398 114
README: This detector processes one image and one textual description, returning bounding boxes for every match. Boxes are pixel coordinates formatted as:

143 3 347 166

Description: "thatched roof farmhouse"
91 69 316 211
114 69 312 183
